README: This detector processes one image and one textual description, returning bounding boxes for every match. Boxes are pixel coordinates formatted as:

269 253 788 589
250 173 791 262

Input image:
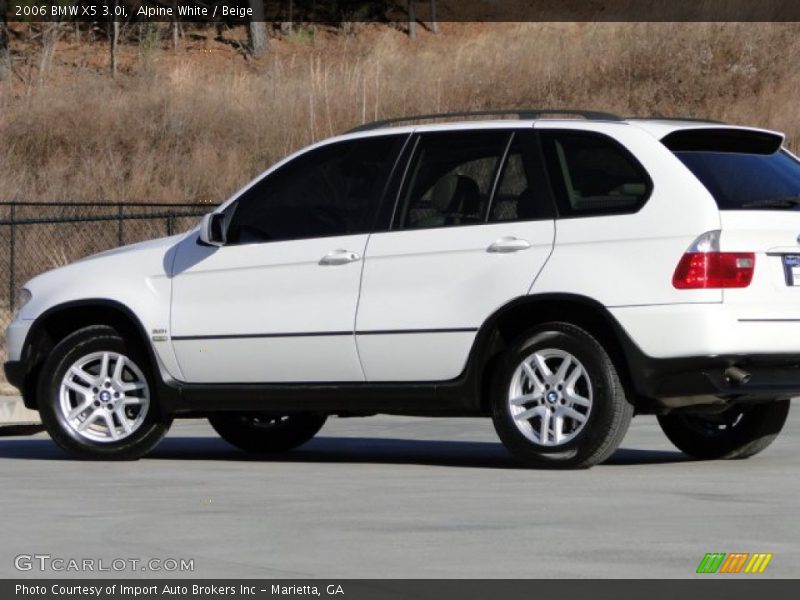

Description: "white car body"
6 114 800 421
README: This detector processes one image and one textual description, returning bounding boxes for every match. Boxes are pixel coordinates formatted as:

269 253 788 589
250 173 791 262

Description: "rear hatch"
664 127 800 318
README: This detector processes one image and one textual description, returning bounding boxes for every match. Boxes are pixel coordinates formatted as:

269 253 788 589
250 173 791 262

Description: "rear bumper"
631 353 800 407
610 303 800 407
610 304 800 358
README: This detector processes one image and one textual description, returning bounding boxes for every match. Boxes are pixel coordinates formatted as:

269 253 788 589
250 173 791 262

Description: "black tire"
657 400 790 460
38 325 171 460
209 413 327 453
491 322 633 469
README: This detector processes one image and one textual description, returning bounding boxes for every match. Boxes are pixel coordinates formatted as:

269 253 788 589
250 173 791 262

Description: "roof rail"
347 109 623 133
627 116 727 124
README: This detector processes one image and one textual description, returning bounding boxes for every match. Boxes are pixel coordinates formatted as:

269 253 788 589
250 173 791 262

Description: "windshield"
674 149 800 210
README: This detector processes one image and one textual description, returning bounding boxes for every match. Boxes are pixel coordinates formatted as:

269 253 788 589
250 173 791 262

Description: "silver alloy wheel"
58 351 150 443
508 348 593 447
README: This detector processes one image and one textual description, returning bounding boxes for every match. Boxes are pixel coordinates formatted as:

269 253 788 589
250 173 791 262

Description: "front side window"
226 135 404 244
540 131 652 217
394 131 510 230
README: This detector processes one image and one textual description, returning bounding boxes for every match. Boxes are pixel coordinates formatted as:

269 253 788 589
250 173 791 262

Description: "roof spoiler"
662 128 784 154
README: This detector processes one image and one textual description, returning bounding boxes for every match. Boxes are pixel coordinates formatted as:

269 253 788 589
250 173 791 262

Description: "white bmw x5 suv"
5 109 799 468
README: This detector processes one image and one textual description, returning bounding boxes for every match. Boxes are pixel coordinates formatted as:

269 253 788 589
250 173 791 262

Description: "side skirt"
159 379 485 418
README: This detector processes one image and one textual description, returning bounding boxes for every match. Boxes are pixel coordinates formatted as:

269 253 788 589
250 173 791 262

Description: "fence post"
117 203 124 245
166 214 174 236
8 202 16 312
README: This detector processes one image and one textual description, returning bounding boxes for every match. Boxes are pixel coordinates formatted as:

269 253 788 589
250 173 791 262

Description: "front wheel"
491 322 633 469
657 400 790 460
38 325 171 460
209 413 327 453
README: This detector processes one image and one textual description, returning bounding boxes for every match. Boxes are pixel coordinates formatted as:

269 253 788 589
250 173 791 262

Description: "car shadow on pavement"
0 435 689 468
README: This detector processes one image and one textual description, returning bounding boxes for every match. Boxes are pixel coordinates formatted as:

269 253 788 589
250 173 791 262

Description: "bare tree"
0 0 10 81
247 0 269 57
408 0 416 40
38 23 61 85
109 18 119 77
280 0 294 35
173 1 180 51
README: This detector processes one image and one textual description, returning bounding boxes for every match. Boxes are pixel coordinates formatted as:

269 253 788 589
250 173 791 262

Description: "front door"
170 134 406 384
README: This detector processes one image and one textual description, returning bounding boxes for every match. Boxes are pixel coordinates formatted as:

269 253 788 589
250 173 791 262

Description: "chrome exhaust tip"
724 366 752 385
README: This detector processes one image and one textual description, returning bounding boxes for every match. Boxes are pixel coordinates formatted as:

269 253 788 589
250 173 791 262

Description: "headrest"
431 173 459 211
516 188 537 220
452 175 481 215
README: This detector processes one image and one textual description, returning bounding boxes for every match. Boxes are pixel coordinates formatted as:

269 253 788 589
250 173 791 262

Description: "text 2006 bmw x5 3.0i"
5 109 800 468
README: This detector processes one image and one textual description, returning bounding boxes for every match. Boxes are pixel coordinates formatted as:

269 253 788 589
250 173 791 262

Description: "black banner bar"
5 0 800 23
4 580 800 600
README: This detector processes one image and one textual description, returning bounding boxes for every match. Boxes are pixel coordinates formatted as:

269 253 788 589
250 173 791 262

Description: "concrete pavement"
0 401 797 578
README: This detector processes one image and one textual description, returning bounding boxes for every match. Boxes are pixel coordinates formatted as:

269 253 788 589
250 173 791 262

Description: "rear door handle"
319 249 361 266
487 237 532 253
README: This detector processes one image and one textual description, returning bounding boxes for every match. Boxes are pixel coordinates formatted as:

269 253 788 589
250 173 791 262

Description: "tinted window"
226 135 404 244
489 136 549 222
674 150 800 211
540 131 652 216
395 131 509 230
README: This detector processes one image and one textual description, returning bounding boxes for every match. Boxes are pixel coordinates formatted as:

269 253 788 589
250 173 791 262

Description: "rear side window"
540 131 652 217
394 131 509 230
489 135 551 223
664 130 800 211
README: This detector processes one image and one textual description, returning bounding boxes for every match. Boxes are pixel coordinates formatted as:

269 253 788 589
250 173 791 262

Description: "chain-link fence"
0 202 209 386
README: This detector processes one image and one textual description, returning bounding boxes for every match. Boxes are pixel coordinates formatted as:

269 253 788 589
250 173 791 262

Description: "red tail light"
673 252 755 289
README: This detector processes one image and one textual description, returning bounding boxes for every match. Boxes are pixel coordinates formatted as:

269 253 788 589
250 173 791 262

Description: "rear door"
355 128 556 382
666 128 800 319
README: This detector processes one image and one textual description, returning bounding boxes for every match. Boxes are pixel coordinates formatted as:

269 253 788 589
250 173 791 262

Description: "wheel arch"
19 299 160 410
469 293 644 414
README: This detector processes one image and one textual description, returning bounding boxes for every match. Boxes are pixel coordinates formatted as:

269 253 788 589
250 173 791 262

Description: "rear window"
664 129 800 211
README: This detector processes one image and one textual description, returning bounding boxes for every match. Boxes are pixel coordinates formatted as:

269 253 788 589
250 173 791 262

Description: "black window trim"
369 132 416 234
384 134 421 233
537 129 654 219
483 132 516 222
491 130 558 224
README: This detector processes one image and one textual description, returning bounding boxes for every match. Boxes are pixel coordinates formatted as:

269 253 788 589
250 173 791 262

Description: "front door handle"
487 237 532 253
319 249 361 266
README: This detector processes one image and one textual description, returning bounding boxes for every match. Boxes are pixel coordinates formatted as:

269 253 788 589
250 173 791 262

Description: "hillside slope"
1 22 799 203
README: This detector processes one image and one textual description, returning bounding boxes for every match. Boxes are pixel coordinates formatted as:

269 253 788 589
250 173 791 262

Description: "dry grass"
1 22 800 389
2 22 800 203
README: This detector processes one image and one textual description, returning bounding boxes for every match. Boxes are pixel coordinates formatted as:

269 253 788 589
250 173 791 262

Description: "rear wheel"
657 400 790 460
491 322 633 469
209 413 327 453
38 325 171 460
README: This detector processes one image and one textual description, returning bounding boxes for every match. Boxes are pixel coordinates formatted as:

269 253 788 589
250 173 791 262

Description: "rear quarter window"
539 130 652 217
